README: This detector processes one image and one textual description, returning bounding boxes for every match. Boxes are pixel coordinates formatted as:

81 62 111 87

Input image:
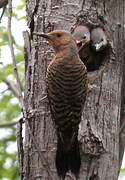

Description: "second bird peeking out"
72 25 108 71
91 27 107 52
72 25 108 52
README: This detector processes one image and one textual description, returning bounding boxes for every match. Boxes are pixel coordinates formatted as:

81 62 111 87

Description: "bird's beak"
76 40 83 48
94 43 102 51
76 40 86 50
33 32 51 39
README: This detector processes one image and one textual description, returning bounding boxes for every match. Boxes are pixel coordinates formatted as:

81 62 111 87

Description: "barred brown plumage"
35 30 88 179
47 61 87 129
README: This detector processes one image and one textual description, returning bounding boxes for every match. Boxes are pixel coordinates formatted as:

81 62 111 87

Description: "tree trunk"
21 0 125 180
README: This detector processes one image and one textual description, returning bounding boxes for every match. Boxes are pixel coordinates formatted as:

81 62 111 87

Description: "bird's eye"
57 34 62 38
100 38 103 42
83 35 86 39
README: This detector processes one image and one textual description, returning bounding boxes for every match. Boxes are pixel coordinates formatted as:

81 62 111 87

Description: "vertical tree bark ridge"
119 0 125 171
22 0 125 179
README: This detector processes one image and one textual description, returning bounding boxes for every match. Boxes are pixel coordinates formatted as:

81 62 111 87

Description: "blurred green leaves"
0 129 19 180
0 0 25 179
0 27 9 46
119 168 125 180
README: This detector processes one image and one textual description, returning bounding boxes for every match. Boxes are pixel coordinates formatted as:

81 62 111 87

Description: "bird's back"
46 54 87 135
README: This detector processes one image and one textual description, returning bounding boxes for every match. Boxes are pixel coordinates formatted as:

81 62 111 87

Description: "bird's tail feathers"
56 134 81 179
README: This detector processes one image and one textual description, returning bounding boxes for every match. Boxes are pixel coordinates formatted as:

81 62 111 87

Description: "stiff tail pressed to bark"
38 30 88 179
56 135 81 179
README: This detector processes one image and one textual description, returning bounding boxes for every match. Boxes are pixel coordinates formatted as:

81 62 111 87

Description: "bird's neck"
54 43 78 59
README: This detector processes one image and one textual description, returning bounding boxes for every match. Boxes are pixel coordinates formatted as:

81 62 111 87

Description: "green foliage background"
0 0 25 179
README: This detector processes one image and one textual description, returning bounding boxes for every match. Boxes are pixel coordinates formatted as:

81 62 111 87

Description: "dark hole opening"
89 175 98 180
79 44 111 72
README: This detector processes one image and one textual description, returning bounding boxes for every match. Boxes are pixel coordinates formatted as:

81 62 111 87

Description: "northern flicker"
72 25 90 49
34 30 88 179
72 25 108 71
72 25 91 62
91 27 108 52
72 25 93 69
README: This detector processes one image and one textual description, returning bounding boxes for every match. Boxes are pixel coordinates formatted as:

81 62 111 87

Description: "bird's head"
91 27 108 52
34 30 77 52
72 25 90 49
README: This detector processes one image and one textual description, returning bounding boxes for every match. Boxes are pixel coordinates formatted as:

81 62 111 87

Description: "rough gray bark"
22 0 125 180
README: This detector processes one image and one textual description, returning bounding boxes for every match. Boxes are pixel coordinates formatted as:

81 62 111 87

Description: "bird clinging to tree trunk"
34 30 88 179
